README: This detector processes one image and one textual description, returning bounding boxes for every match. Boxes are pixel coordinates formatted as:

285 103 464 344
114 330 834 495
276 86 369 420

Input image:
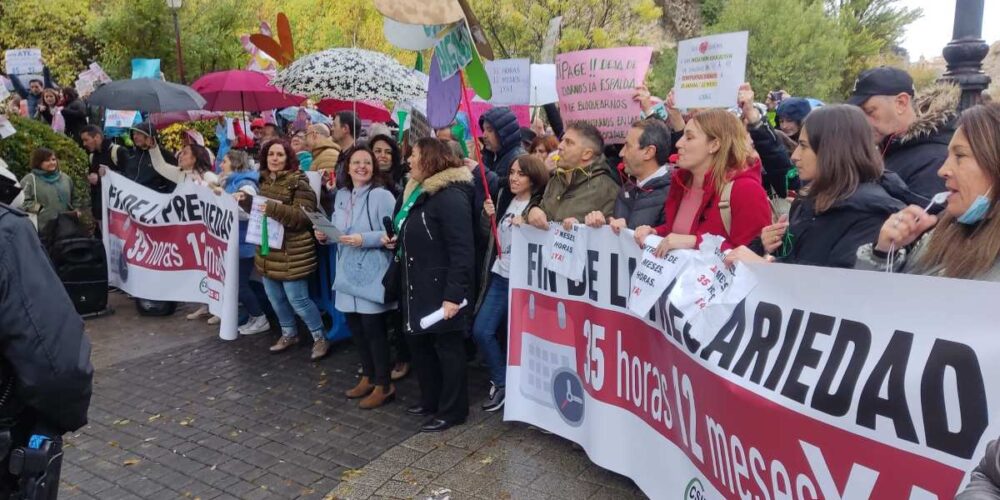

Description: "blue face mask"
957 189 993 225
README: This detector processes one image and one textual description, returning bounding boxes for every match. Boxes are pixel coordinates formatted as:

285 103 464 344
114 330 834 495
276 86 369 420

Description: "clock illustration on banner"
552 368 585 427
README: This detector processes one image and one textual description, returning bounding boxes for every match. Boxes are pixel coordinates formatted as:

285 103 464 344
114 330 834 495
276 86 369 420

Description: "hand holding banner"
546 223 588 281
627 233 692 317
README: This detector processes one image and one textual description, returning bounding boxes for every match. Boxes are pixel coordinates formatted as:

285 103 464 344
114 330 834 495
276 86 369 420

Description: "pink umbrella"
191 70 304 112
149 110 224 129
316 99 392 122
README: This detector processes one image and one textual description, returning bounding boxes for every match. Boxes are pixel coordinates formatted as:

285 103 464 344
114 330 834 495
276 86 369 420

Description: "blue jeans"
262 277 325 340
471 274 508 386
239 258 264 317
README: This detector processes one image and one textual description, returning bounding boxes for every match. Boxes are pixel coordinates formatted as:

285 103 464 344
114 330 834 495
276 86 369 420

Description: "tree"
88 0 254 81
0 0 100 85
826 0 921 98
709 0 848 101
469 0 663 61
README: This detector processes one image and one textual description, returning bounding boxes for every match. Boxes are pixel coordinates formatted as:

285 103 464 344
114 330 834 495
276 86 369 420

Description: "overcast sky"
900 0 1000 61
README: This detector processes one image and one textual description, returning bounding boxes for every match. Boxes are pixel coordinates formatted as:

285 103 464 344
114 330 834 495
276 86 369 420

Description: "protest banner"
674 31 749 109
529 64 558 106
132 58 162 79
105 110 140 129
101 172 240 340
246 196 285 250
4 48 42 75
485 58 531 106
555 47 653 144
507 226 999 499
425 21 474 80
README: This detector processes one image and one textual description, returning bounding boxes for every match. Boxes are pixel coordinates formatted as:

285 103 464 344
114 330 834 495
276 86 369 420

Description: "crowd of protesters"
5 62 1000 445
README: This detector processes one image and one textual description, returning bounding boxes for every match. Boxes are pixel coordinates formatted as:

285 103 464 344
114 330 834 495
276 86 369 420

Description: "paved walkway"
59 294 645 499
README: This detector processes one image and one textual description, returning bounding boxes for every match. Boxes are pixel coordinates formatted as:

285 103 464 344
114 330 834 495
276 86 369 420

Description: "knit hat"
775 98 812 123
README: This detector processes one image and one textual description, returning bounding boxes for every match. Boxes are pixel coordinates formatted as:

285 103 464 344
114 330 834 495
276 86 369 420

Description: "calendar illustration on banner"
519 331 575 409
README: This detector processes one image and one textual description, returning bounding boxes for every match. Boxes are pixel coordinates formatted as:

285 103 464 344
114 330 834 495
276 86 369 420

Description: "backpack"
719 181 790 236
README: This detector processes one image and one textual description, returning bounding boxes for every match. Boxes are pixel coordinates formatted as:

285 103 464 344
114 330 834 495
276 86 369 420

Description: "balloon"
383 18 440 51
427 54 462 129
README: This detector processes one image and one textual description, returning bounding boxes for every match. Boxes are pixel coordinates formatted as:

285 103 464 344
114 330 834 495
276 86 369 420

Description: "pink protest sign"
555 47 652 144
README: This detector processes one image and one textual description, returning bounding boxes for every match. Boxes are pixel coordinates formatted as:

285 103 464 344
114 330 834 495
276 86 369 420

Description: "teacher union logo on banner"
684 478 708 500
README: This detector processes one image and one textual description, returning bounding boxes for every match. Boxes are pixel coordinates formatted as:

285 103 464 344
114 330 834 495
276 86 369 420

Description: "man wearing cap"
848 66 955 199
120 121 177 194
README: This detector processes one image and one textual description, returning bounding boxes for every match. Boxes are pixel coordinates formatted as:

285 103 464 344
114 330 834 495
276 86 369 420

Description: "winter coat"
254 170 318 281
751 174 908 268
332 185 397 314
856 230 1000 281
749 123 799 198
475 187 543 313
613 170 671 229
880 84 958 201
479 107 526 179
310 137 342 172
222 171 259 259
124 146 177 194
654 159 772 250
20 170 85 231
397 167 476 334
61 98 89 142
0 203 93 434
88 140 126 220
958 438 1000 500
297 151 313 171
537 156 619 223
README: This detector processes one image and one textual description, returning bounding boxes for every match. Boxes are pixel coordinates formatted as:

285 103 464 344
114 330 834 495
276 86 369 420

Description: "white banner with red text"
101 171 240 340
506 226 999 499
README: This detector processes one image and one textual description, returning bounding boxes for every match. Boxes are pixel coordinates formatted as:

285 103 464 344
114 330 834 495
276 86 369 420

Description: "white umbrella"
271 48 426 102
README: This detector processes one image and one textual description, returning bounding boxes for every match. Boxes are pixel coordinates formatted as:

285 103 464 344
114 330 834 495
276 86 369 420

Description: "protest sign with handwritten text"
674 31 748 109
555 47 652 144
485 58 531 105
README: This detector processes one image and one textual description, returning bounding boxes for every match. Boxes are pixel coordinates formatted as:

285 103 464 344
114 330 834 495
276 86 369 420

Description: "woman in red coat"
635 109 772 256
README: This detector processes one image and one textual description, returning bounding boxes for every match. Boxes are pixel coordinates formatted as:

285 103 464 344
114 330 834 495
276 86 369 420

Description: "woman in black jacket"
60 88 89 146
471 154 548 412
727 105 917 269
384 137 475 432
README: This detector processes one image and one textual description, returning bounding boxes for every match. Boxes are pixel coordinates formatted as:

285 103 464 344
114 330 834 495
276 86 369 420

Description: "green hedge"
0 115 93 227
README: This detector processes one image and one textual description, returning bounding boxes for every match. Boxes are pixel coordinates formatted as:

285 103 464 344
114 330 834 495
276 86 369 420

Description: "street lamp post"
166 0 186 84
940 0 991 111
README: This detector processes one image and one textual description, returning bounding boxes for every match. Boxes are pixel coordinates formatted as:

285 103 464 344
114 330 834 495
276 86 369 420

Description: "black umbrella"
86 78 206 113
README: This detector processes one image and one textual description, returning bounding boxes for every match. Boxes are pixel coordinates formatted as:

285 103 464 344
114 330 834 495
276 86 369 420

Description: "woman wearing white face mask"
856 103 1000 280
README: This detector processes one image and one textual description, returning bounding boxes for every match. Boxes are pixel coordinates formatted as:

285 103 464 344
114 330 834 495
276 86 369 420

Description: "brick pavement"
61 295 646 499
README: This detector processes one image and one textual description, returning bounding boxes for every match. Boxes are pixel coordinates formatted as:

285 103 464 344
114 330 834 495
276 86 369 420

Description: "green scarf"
32 168 70 206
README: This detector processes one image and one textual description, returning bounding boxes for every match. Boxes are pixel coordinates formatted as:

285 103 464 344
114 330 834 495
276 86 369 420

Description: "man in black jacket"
848 66 952 200
585 119 671 232
82 125 126 224
0 178 93 497
479 107 526 180
123 121 176 194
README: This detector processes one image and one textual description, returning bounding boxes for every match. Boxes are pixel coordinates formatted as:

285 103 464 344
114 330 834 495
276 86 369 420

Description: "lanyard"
393 184 424 234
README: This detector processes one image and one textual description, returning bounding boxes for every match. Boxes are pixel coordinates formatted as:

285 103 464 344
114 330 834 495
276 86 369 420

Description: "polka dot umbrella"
271 48 426 102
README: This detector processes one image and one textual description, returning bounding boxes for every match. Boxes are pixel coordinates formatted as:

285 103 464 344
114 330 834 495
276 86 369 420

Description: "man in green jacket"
527 122 618 229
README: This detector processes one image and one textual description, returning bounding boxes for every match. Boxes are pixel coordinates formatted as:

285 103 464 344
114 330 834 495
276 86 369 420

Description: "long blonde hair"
917 103 1000 279
687 109 753 195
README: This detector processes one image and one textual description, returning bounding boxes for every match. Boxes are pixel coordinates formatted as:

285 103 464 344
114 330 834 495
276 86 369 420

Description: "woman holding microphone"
316 146 397 409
